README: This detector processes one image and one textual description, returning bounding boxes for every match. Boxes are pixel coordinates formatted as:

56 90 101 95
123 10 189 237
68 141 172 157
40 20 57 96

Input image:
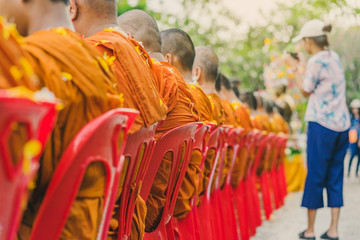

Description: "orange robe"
187 84 213 123
17 28 121 240
272 113 290 134
86 29 167 240
146 61 200 230
86 29 168 134
0 20 37 90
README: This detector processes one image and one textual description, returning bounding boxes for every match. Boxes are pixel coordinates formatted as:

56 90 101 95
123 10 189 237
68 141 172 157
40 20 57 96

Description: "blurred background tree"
117 0 359 101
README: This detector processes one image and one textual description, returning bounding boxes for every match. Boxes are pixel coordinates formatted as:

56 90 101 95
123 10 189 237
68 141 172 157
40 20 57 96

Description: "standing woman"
348 99 360 177
287 19 351 240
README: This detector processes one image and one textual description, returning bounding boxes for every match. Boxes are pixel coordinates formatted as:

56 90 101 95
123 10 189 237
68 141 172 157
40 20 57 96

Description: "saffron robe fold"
86 29 168 134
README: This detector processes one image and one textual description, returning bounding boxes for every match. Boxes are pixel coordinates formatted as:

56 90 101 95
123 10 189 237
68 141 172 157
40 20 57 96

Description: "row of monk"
0 0 289 239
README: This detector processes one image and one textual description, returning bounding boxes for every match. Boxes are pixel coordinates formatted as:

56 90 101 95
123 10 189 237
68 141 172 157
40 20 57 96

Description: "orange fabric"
272 113 290 134
231 102 253 133
86 29 168 134
187 84 213 123
220 98 237 127
153 61 199 139
18 28 120 240
252 114 272 132
207 93 225 126
0 21 38 90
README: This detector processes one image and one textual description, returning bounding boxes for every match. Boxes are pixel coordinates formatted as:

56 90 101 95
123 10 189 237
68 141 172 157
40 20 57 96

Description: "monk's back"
20 28 120 239
86 29 168 133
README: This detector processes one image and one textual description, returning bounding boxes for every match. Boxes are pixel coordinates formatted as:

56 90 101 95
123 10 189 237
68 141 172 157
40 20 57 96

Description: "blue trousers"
348 143 360 176
302 122 349 209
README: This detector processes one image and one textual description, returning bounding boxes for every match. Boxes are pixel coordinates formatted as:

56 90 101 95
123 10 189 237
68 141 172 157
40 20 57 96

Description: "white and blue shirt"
303 50 350 132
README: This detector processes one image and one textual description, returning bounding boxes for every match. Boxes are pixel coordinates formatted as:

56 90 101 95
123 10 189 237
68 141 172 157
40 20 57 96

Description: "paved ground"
252 155 360 240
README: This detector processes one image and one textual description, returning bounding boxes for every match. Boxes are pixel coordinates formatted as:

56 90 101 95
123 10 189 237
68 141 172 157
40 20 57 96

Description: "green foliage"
117 0 147 15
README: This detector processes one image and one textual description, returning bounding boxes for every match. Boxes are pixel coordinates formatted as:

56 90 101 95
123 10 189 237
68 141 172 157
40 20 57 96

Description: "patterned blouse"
302 50 350 132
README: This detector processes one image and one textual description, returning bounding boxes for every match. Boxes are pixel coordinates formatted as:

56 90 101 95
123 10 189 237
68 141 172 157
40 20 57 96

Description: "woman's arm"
293 68 311 97
285 53 311 98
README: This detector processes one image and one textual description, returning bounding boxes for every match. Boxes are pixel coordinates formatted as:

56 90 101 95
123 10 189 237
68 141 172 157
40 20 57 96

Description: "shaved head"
85 0 116 14
160 28 195 71
194 46 219 83
52 0 69 3
117 10 161 52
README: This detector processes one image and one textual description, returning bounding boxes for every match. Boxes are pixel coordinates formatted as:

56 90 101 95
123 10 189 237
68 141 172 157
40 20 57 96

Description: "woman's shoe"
299 230 316 240
320 232 339 240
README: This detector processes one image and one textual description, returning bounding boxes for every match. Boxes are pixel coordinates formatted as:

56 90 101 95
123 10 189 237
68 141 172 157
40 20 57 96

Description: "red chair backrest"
119 123 158 238
250 132 272 176
140 123 200 222
204 127 227 198
225 127 245 185
29 108 138 240
194 123 215 169
0 94 57 240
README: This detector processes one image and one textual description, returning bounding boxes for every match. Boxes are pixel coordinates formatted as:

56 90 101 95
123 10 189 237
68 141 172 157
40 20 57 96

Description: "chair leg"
234 181 250 240
250 175 262 227
260 172 272 220
144 221 168 240
270 170 281 209
171 209 196 240
197 196 214 240
244 176 256 236
221 185 239 240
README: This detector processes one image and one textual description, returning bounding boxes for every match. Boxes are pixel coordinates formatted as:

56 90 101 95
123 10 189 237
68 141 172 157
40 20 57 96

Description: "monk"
0 0 126 239
69 1 168 239
215 73 237 188
192 46 226 194
160 29 213 124
217 73 254 188
117 9 200 233
160 28 215 206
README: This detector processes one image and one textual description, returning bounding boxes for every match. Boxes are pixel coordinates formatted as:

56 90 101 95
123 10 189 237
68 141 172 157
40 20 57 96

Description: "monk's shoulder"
0 20 38 90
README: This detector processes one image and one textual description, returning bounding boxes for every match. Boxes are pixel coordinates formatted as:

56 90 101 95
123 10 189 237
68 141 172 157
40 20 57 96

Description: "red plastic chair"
29 108 138 240
259 133 278 220
172 123 215 240
270 135 288 208
248 131 270 233
218 127 245 240
140 123 200 240
0 94 57 240
117 123 158 240
196 127 224 240
232 131 255 240
208 126 229 240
